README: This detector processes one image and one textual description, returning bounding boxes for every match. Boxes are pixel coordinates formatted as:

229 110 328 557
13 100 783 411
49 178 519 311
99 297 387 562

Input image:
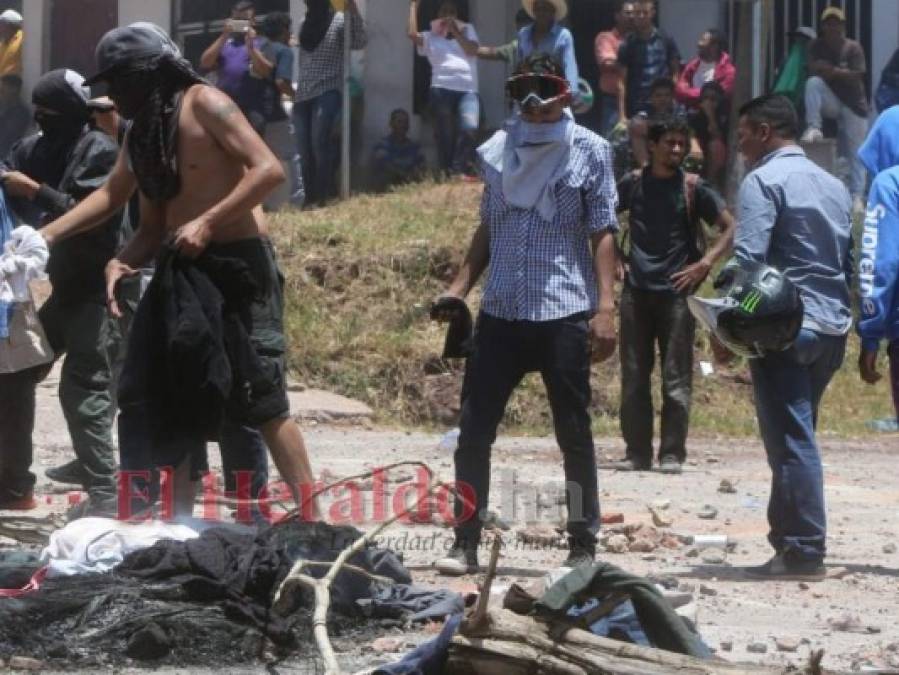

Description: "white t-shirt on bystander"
692 60 716 90
418 24 479 93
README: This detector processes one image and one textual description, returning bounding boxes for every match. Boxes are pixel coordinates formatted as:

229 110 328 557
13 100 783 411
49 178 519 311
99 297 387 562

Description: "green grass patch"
270 181 895 438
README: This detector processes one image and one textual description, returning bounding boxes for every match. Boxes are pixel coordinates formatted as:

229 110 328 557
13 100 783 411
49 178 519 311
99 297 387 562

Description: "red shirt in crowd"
675 51 736 108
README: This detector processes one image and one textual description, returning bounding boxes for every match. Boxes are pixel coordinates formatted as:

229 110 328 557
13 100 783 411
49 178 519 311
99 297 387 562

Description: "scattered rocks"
516 526 565 549
369 637 404 653
601 524 680 554
883 543 897 554
697 505 718 520
699 584 718 597
648 506 673 528
828 614 865 633
776 637 800 652
8 656 44 671
798 582 810 590
747 642 768 654
720 641 733 652
718 479 738 494
604 534 630 554
700 549 727 565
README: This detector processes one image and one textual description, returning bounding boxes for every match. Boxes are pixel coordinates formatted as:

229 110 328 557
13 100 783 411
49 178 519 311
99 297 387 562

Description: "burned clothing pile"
0 521 459 667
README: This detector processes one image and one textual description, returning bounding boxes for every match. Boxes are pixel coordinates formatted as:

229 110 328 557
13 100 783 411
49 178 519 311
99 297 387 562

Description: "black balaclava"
88 23 205 201
28 69 91 188
299 0 334 52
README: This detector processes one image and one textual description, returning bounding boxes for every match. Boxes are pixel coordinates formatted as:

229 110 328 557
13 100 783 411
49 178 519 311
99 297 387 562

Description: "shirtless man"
40 23 316 516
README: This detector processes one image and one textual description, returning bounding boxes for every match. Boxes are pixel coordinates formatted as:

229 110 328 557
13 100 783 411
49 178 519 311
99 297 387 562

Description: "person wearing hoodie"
856 106 899 421
0 70 124 516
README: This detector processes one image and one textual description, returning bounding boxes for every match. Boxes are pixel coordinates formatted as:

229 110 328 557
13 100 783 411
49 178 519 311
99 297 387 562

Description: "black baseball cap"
85 23 179 86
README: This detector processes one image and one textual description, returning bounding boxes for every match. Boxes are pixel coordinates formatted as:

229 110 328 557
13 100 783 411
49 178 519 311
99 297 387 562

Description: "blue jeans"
749 329 846 563
293 89 342 205
597 92 620 139
429 87 479 175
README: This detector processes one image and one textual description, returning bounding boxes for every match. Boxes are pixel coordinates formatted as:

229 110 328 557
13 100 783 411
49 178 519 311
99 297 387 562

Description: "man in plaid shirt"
432 54 619 574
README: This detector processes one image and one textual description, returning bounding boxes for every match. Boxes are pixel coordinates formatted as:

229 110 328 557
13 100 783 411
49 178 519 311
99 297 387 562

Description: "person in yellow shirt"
0 10 23 76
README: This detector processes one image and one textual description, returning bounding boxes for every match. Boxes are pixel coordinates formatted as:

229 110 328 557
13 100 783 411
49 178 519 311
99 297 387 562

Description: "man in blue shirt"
735 94 852 581
371 108 425 190
432 54 618 574
856 106 899 424
517 0 579 93
617 0 680 124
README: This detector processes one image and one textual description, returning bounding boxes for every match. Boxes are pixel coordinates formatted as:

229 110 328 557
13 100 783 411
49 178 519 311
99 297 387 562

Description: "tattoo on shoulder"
212 100 240 122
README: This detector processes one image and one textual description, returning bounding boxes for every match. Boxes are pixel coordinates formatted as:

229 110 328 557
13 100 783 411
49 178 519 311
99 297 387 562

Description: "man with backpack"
607 116 734 474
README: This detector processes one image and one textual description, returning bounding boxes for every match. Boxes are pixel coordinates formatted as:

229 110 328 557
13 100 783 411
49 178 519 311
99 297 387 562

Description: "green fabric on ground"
535 561 707 657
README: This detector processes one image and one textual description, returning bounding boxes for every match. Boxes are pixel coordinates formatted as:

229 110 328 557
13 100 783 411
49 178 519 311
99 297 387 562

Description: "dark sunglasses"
506 73 569 106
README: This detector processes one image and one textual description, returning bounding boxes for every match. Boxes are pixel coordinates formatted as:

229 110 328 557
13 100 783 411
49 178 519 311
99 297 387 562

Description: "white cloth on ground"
0 226 49 303
40 517 202 578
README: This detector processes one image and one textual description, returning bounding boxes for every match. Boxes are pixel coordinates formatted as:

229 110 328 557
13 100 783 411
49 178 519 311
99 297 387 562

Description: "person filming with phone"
200 1 273 134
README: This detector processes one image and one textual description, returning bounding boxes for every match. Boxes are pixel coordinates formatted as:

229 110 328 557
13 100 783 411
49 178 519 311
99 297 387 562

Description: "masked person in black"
0 69 123 517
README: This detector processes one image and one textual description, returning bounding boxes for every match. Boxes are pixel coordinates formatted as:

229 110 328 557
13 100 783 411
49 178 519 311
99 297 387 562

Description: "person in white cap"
0 9 23 76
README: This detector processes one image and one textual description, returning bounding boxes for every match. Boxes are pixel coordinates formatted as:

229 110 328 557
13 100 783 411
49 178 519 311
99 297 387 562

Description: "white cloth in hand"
0 226 49 303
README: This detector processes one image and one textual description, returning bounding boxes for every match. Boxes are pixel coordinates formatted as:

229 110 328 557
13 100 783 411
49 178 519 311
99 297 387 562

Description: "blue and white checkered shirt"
296 12 367 102
479 127 618 322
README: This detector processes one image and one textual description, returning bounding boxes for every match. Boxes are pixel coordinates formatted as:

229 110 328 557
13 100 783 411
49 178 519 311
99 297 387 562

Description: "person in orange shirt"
0 10 23 77
594 1 634 138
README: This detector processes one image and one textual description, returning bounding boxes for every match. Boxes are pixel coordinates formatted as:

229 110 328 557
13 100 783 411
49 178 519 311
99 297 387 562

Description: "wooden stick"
465 533 503 634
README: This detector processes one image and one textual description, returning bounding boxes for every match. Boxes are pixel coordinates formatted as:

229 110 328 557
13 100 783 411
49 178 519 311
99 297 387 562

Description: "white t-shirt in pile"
418 24 479 93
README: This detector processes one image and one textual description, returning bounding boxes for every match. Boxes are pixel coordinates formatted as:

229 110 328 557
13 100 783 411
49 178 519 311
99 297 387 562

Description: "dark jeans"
750 329 846 563
0 367 41 494
293 89 341 205
454 312 600 549
119 411 270 517
619 285 695 466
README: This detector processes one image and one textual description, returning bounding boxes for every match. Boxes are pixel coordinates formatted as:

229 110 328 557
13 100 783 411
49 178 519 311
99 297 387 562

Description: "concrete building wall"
658 0 723 60
118 0 171 32
22 0 49 98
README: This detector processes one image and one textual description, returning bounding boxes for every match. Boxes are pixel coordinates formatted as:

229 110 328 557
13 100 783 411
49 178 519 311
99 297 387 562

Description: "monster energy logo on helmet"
739 289 763 314
687 259 804 359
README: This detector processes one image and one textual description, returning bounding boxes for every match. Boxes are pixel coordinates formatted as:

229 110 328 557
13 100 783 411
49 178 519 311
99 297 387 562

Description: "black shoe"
563 546 596 568
658 455 683 475
434 541 479 576
600 457 650 472
0 486 37 511
45 459 89 486
66 495 119 521
744 555 826 582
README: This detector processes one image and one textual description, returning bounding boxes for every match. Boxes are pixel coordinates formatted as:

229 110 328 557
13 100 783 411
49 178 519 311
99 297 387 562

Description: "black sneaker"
563 546 596 568
599 457 651 472
658 455 683 475
45 459 88 486
66 495 119 522
744 555 826 582
434 542 479 576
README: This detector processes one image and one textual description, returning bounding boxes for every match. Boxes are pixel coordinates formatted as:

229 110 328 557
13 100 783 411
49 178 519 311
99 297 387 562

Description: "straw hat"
522 0 568 22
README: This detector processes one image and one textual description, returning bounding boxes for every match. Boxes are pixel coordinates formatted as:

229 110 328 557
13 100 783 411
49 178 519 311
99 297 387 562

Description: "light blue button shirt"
516 23 579 93
735 145 853 335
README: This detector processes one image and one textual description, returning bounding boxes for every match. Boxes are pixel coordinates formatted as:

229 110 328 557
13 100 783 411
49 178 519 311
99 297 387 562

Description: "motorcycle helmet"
687 259 804 358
